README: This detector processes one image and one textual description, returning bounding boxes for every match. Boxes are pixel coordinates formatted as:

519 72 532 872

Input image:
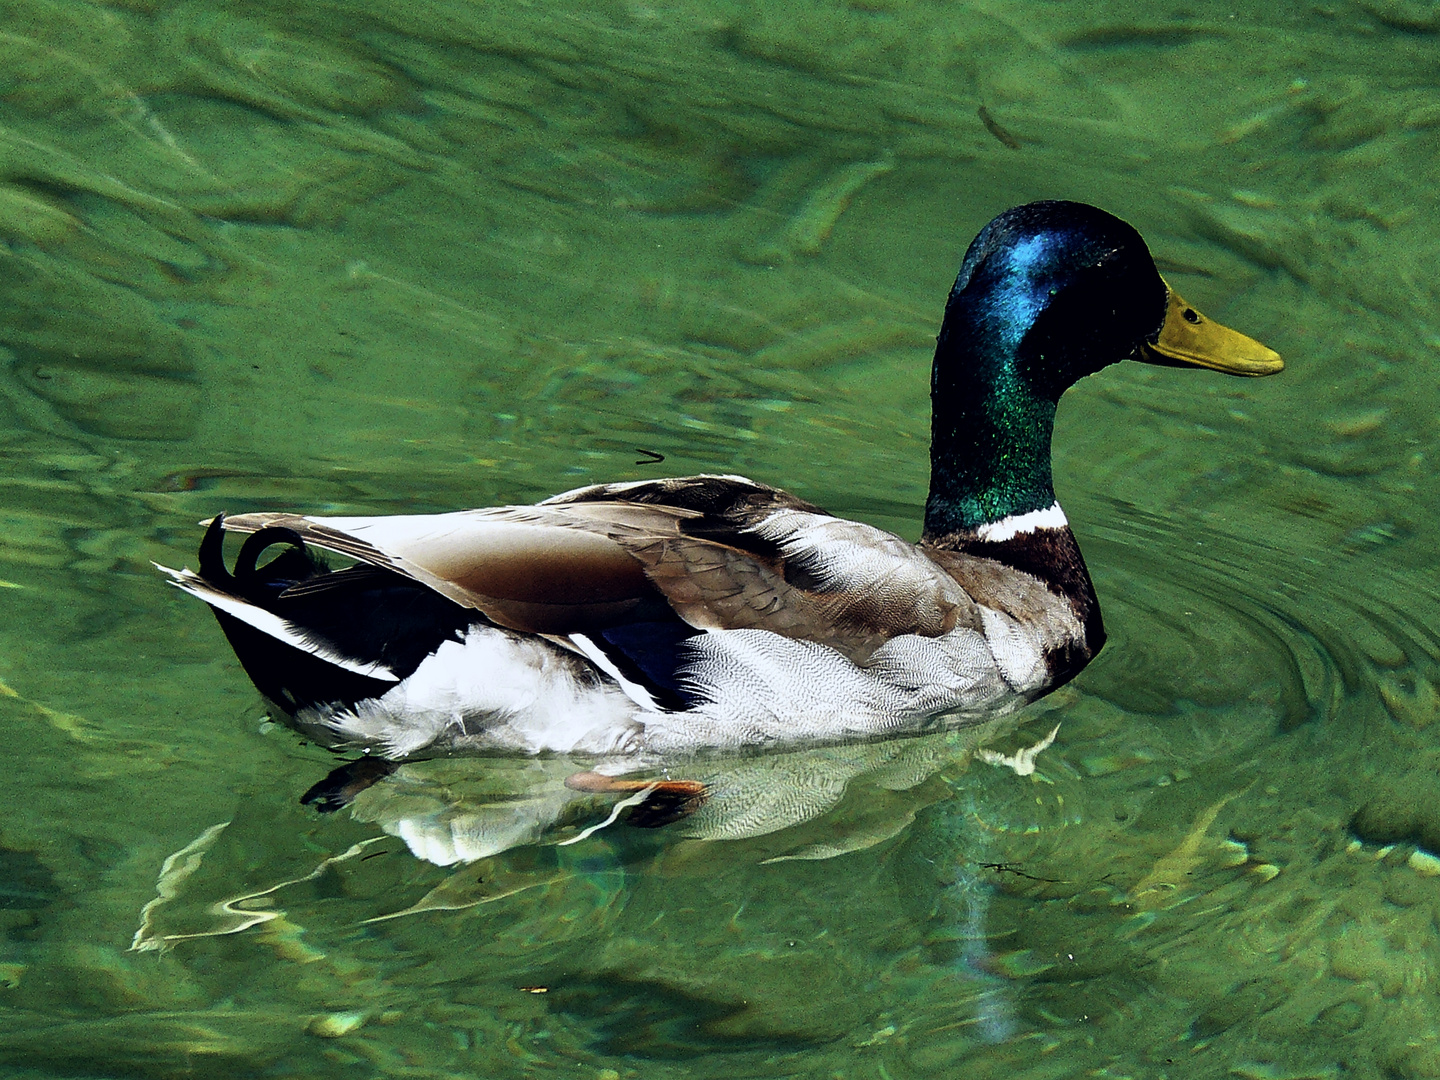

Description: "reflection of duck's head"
924 201 1282 540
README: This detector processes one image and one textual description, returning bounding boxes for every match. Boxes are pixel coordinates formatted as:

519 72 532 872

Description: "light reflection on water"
1 0 1439 1076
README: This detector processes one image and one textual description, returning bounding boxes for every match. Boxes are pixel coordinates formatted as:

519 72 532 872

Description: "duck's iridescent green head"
923 201 1282 541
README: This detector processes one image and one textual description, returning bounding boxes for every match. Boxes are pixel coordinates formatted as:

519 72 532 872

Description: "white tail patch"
975 502 1068 543
155 563 399 682
569 633 665 712
316 626 642 757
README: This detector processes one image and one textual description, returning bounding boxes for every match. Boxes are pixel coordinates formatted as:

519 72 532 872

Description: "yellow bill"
1140 281 1283 376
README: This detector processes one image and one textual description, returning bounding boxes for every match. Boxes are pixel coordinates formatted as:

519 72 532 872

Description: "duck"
157 200 1282 763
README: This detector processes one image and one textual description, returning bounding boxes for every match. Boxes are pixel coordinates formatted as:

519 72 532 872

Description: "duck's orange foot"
563 771 708 828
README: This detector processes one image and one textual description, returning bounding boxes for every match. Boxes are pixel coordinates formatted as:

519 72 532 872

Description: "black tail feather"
198 514 235 586
235 526 310 584
193 516 482 716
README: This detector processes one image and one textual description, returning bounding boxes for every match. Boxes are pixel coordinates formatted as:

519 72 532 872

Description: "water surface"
3 0 1440 1076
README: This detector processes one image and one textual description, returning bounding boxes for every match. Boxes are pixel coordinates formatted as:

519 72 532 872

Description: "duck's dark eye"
1182 308 1201 324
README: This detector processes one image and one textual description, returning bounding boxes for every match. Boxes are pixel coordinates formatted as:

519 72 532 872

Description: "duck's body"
160 202 1281 761
166 475 1095 757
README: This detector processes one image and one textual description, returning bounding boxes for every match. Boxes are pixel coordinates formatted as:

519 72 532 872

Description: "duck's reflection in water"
135 711 1067 1041
345 712 1054 1038
340 713 1041 867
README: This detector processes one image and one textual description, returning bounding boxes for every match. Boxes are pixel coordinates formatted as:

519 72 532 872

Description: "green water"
2 0 1440 1075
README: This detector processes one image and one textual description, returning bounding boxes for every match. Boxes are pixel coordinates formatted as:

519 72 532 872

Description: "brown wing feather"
217 508 663 633
215 476 978 655
542 474 825 518
616 534 897 660
550 476 979 658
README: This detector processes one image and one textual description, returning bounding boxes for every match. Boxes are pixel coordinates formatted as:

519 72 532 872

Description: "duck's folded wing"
212 504 680 634
217 475 980 662
547 475 982 659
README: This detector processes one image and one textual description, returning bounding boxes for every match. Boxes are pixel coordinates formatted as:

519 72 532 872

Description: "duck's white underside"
290 610 1049 758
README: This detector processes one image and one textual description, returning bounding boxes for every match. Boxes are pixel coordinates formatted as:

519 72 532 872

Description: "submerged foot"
564 770 709 828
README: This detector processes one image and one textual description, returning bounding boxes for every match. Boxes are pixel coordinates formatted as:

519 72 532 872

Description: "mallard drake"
158 201 1281 760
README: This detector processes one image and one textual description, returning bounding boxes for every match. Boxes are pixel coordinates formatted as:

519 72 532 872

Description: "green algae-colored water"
4 0 1440 1075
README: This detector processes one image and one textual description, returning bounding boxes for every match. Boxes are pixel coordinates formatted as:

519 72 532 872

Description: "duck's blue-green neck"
923 359 1057 538
922 231 1068 540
